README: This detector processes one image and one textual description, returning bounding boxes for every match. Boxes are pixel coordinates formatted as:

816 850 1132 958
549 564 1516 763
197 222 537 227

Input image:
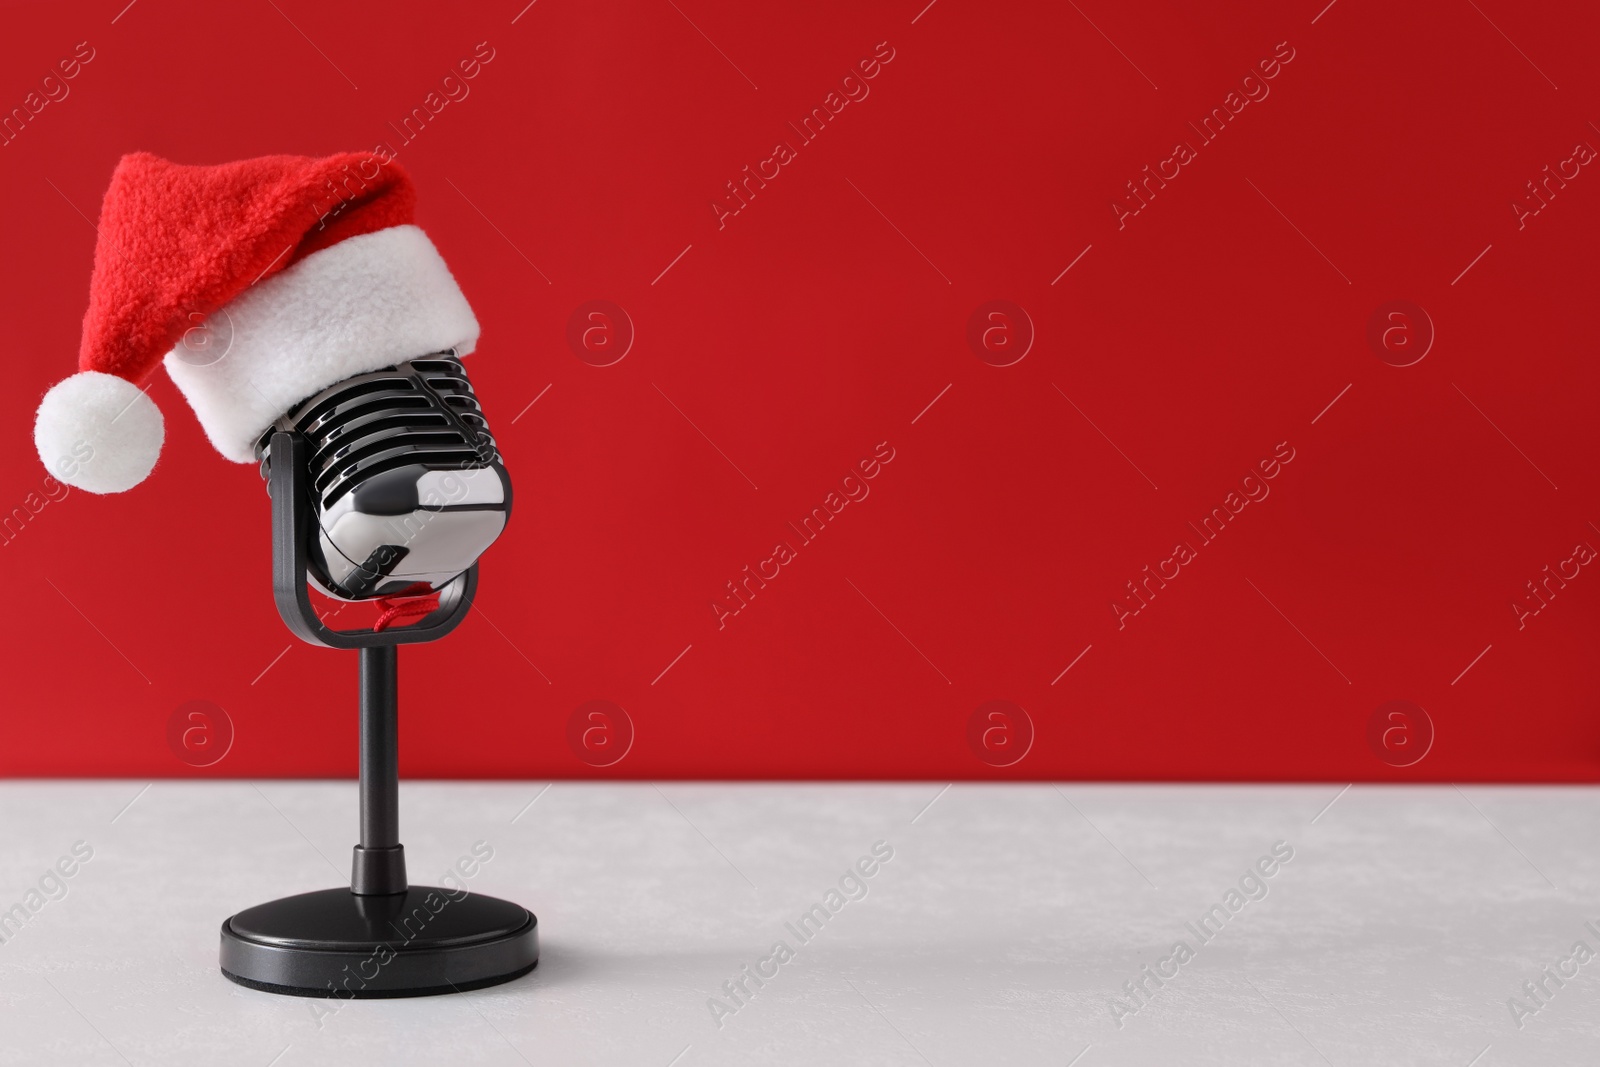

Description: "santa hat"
34 151 479 494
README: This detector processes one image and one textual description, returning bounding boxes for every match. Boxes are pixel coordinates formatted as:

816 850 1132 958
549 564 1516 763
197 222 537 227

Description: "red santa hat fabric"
34 151 479 493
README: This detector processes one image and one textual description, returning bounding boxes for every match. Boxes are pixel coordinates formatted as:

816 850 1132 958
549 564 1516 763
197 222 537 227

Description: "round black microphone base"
220 886 538 998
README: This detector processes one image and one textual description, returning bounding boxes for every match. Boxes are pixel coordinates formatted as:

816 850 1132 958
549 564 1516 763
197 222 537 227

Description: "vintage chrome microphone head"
257 351 511 602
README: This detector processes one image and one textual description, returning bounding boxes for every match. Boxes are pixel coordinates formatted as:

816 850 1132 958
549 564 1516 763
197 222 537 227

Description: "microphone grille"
258 352 501 511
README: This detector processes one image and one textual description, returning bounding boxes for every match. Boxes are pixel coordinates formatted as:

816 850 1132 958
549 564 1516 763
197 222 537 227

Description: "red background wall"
2 0 1597 781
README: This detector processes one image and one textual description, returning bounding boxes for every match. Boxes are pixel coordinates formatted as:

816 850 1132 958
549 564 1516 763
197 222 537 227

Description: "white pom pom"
34 371 164 494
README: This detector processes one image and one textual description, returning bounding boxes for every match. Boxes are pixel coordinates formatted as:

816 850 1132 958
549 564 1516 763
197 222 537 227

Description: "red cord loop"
372 583 440 632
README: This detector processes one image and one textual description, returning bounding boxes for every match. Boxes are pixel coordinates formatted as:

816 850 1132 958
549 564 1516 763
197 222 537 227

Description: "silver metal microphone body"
257 351 511 601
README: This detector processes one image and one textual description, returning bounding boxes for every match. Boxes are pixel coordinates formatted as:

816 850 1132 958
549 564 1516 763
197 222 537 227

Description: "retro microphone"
216 351 538 998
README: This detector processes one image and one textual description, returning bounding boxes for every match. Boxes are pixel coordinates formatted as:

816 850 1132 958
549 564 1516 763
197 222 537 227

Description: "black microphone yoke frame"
218 359 537 999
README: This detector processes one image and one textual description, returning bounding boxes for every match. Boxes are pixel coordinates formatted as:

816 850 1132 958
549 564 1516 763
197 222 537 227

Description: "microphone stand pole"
355 645 406 895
